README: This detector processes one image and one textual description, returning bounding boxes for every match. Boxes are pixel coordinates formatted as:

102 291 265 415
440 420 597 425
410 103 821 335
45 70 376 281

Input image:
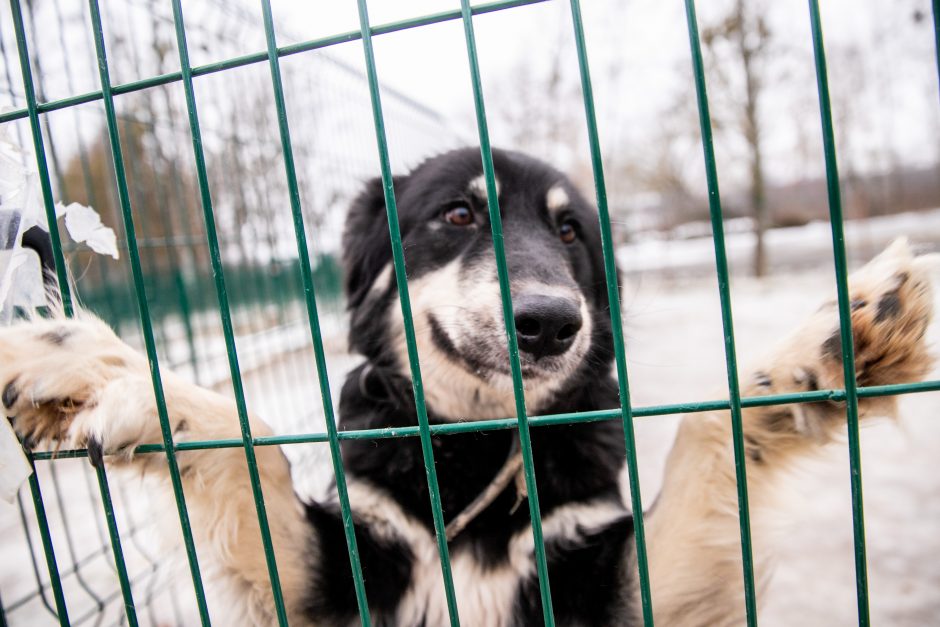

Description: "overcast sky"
270 0 940 187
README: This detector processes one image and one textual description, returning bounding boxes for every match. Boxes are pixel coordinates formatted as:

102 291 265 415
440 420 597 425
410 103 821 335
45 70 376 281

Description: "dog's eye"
559 220 578 244
443 205 475 226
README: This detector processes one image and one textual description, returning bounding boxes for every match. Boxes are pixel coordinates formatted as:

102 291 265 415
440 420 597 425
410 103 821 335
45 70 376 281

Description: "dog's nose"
513 294 583 360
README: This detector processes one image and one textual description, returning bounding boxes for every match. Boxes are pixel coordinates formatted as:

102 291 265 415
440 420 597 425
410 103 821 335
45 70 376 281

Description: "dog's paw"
823 238 934 388
746 238 935 442
0 317 161 464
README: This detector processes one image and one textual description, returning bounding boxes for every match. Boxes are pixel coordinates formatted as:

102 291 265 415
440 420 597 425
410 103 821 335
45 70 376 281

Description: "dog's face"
343 148 614 420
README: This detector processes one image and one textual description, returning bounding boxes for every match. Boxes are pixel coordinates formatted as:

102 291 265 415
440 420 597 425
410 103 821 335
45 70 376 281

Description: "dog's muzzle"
513 293 583 360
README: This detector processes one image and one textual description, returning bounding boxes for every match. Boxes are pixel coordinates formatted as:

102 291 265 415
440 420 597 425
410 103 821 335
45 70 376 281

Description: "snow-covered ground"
2 217 939 625
619 208 940 276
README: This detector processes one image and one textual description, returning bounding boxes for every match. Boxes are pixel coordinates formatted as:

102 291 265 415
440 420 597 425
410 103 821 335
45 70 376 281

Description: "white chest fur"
344 481 627 626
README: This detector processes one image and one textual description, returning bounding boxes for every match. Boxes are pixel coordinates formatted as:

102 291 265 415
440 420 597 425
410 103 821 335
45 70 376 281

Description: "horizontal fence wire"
355 1 462 624
30 380 940 460
258 0 373 623
807 0 870 623
456 1 556 624
0 0 551 125
682 0 759 623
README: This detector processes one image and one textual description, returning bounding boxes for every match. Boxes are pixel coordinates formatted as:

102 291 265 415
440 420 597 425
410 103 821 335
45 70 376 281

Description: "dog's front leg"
643 239 935 626
1 316 311 625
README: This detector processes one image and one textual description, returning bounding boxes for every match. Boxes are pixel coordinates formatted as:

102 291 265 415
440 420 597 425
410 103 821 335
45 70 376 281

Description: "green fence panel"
3 1 940 626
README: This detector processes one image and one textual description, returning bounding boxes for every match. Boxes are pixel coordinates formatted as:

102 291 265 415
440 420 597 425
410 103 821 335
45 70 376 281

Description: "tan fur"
644 239 935 626
1 239 934 625
0 315 311 625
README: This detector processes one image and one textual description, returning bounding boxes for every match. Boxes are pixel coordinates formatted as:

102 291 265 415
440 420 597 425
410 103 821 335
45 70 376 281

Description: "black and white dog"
2 148 934 626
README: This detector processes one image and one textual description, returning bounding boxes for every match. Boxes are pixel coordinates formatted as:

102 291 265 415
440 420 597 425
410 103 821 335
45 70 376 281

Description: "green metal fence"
1 0 939 625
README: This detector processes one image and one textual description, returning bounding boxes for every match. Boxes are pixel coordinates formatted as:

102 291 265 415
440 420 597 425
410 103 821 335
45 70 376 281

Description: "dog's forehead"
412 149 566 193
411 149 582 214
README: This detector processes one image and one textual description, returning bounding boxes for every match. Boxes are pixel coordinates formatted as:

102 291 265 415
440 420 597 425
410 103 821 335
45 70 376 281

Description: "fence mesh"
1 0 938 626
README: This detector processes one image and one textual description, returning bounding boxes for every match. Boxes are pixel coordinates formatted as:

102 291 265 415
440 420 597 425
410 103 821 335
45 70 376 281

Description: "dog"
1 147 935 626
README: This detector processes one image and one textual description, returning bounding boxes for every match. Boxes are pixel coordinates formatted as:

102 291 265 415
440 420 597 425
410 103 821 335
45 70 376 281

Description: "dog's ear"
342 175 408 310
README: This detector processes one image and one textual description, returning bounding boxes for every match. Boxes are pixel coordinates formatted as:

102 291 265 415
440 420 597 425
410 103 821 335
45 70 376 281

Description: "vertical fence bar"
7 0 72 314
933 0 940 104
47 466 105 614
116 482 174 627
168 1 290 624
36 17 151 606
258 0 373 624
83 1 213 624
806 2 869 624
566 1 654 623
354 1 462 624
23 458 70 625
90 464 138 627
455 2 555 624
9 1 103 622
14 490 58 617
682 1 759 625
25 0 140 620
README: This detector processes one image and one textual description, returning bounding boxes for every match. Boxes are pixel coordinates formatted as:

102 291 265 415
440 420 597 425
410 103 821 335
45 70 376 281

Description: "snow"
619 208 940 275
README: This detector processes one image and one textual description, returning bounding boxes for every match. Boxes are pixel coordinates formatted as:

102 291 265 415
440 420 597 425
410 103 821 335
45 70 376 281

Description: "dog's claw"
87 438 103 468
3 380 19 410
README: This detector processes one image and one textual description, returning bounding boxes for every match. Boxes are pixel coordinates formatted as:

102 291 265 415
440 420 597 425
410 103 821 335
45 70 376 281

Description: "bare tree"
701 0 772 276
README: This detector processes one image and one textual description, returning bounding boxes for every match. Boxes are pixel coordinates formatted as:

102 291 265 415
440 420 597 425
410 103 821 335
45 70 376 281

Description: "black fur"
306 148 636 625
337 365 626 562
305 502 415 625
2 379 18 409
512 515 635 626
342 148 615 371
875 286 903 322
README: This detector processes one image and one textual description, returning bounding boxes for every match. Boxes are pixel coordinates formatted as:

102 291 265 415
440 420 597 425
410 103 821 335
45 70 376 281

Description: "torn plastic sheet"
59 201 119 259
0 124 119 499
0 415 31 506
0 125 119 319
0 125 46 319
